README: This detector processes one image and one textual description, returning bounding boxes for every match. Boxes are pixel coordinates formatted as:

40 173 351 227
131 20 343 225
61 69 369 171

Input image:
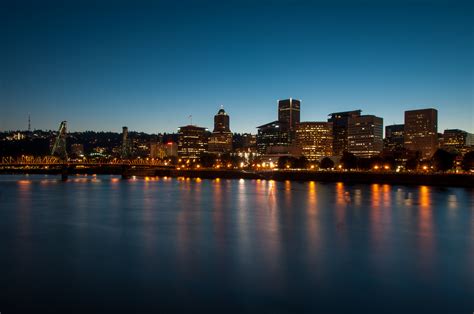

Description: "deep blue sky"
1 0 472 134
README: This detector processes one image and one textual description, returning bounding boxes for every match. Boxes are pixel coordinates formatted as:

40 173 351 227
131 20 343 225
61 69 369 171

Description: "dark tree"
356 158 371 170
278 156 292 169
369 156 384 168
461 151 474 171
294 156 309 169
168 156 178 165
199 153 217 168
340 151 357 170
405 151 421 170
382 155 396 170
431 149 455 172
320 157 334 169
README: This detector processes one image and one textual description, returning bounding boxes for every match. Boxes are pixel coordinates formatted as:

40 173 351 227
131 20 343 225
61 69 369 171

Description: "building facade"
404 108 438 159
295 122 333 161
347 115 383 158
442 129 473 153
278 98 301 131
256 121 290 154
208 108 233 153
384 124 405 151
177 125 208 158
328 110 362 156
241 133 257 151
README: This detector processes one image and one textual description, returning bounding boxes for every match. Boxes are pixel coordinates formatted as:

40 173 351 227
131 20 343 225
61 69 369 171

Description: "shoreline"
1 168 473 187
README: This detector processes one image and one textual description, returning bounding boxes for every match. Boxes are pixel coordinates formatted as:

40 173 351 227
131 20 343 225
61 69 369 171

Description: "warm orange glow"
373 165 379 170
371 184 380 208
422 165 428 170
384 165 390 170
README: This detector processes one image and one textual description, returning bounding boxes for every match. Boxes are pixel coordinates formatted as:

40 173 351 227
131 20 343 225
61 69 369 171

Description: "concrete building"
177 125 208 158
404 108 438 159
384 124 405 151
295 122 333 161
442 129 473 153
208 108 233 153
328 110 362 156
278 98 301 132
256 121 290 155
347 115 383 158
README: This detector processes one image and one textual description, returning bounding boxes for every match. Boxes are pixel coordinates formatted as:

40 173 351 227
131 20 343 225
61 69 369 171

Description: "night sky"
1 0 472 134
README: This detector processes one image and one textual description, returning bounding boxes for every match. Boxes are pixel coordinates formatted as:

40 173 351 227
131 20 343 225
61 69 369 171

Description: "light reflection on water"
0 174 473 313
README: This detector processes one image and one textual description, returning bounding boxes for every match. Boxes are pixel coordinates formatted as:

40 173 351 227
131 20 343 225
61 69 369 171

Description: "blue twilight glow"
0 0 472 133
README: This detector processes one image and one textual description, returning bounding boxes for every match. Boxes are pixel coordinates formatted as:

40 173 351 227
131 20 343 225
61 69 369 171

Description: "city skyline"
1 0 473 134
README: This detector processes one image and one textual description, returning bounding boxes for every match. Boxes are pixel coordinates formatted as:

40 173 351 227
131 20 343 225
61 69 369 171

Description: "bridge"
0 121 172 180
0 156 167 167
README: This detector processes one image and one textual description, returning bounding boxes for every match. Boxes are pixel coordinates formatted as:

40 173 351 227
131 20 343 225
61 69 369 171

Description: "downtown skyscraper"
404 108 438 159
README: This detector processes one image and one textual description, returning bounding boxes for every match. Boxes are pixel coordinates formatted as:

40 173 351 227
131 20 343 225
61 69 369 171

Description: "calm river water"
0 175 473 313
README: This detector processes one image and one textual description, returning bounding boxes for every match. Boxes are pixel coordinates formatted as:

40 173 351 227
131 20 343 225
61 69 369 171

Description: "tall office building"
442 129 473 152
404 108 438 158
278 98 300 131
241 133 257 151
328 110 362 156
177 125 208 158
347 115 383 158
384 124 405 151
295 122 333 161
208 108 233 153
256 121 290 154
256 98 299 154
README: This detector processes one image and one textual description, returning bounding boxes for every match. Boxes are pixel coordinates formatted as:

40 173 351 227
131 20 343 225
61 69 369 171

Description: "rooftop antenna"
188 115 193 125
28 113 31 132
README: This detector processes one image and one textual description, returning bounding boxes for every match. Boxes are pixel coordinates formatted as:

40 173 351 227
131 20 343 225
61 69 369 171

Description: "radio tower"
28 114 31 132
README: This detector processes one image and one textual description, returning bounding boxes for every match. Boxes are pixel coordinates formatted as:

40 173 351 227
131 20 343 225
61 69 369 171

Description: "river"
0 175 473 313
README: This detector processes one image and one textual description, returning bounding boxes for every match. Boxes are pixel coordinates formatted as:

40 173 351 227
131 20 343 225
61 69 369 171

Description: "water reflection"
1 176 473 313
334 182 348 247
418 186 435 277
305 181 322 270
369 184 394 267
